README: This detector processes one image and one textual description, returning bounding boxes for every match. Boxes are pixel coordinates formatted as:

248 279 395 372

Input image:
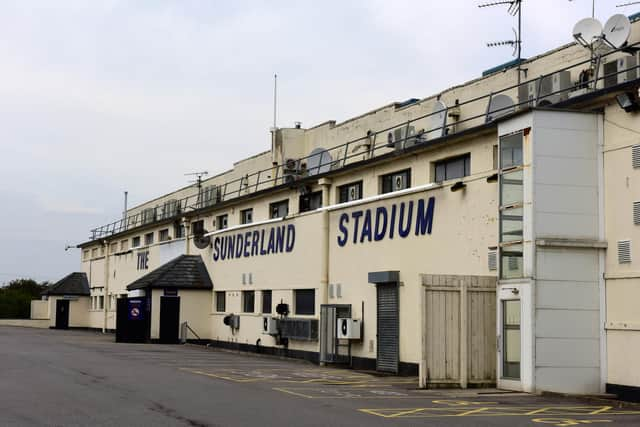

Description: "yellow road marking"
358 406 640 419
456 407 490 416
272 387 314 399
526 408 552 415
589 407 613 415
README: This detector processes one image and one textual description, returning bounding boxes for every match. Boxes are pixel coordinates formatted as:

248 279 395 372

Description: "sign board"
128 299 145 321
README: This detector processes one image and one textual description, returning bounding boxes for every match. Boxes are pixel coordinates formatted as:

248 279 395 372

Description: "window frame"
242 290 255 313
433 153 471 183
216 214 228 230
215 291 226 312
338 181 363 203
144 232 154 246
132 236 141 248
158 229 170 242
261 290 272 314
240 208 253 225
380 169 411 194
269 200 289 219
299 191 323 213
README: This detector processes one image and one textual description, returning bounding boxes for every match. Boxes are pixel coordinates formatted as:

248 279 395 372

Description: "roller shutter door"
376 283 399 373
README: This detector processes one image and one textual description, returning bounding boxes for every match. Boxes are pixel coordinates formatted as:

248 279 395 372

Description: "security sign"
128 299 145 321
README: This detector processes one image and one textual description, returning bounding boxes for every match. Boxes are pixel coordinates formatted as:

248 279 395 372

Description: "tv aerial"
479 0 525 85
617 2 640 7
185 171 208 190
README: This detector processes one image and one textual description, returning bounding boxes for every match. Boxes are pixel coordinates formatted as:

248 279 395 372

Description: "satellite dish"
573 17 603 47
307 148 332 176
427 100 448 141
602 14 631 49
486 94 515 123
194 229 211 250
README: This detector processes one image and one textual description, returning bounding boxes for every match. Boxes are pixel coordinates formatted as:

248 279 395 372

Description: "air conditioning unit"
540 71 571 105
262 316 278 335
393 174 406 191
199 186 220 208
346 183 360 202
615 55 639 84
337 318 361 340
386 126 416 149
518 77 552 107
161 199 180 220
223 314 240 329
279 318 318 341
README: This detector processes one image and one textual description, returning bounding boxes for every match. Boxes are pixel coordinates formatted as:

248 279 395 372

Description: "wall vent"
618 240 632 264
632 145 640 169
634 202 640 225
488 250 498 271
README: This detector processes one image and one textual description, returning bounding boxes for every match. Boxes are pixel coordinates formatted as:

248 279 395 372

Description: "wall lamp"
451 181 466 192
616 91 640 113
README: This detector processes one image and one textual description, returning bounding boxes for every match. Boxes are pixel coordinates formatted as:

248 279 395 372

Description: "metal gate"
376 283 399 373
320 304 351 364
421 275 496 388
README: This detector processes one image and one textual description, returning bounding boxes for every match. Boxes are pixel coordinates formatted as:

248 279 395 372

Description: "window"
132 236 141 248
381 169 410 194
262 290 272 314
109 242 118 253
91 248 98 258
338 181 363 203
100 246 105 256
434 154 471 182
299 191 322 213
192 220 205 235
216 214 228 230
174 223 185 239
242 291 255 313
120 240 129 252
241 208 253 224
493 145 499 170
499 132 524 280
215 291 226 312
270 200 289 219
295 289 315 315
144 232 154 246
83 250 90 260
159 229 170 242
98 296 104 310
502 300 521 379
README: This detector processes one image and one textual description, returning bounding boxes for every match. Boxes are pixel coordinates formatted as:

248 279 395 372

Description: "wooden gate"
420 275 496 388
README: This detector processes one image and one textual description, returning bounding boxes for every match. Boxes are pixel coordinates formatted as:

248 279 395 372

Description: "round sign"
131 307 140 317
341 319 348 335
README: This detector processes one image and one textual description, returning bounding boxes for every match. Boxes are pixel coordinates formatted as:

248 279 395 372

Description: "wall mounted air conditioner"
539 71 571 105
336 318 361 340
262 316 278 335
386 126 416 150
601 56 638 89
346 183 360 202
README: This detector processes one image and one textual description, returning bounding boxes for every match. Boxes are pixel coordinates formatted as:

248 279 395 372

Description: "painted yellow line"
456 407 490 417
272 387 314 399
590 406 613 415
525 408 552 415
358 406 640 419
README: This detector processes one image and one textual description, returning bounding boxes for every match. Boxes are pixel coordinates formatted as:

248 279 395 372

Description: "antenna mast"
479 0 524 86
185 171 209 190
617 1 640 7
273 73 278 130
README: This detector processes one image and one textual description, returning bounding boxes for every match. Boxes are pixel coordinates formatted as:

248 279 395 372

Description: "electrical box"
337 318 361 340
262 316 278 335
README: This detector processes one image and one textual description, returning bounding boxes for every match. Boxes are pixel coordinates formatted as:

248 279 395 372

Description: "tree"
0 279 50 319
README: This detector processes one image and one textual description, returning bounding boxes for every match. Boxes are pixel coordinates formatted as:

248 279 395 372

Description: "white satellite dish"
307 148 332 176
602 14 631 49
486 94 515 123
573 17 603 47
427 100 448 141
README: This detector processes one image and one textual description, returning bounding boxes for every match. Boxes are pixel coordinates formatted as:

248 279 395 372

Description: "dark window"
216 291 226 312
500 133 523 169
381 169 411 194
299 191 322 213
216 214 228 230
192 220 205 235
434 154 471 182
269 200 289 219
262 290 272 314
132 236 141 248
174 223 185 238
144 232 154 246
338 181 363 203
295 289 315 315
243 291 255 313
241 208 253 224
159 229 170 242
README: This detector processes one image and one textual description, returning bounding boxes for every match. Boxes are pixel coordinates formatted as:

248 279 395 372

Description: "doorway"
376 283 399 373
55 300 69 329
159 296 180 344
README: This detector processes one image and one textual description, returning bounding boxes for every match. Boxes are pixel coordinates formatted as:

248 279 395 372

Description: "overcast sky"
0 0 636 283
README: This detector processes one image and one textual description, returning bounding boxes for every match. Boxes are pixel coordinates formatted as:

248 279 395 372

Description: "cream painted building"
37 13 640 400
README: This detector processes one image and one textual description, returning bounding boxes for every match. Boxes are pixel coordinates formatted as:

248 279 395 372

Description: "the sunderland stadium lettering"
213 224 295 261
337 197 435 247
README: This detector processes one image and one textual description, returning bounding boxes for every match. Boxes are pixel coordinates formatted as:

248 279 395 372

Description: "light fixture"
451 181 466 192
616 91 640 113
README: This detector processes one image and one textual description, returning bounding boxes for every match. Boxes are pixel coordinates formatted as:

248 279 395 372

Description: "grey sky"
0 0 635 283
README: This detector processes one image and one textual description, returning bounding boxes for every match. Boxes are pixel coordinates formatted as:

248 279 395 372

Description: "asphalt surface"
2 327 640 427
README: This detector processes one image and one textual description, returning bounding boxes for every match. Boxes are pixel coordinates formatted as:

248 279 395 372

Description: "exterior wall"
48 296 90 328
179 290 212 340
0 319 50 328
30 300 49 319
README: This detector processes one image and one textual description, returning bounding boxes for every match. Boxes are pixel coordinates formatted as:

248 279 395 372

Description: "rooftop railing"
89 41 640 242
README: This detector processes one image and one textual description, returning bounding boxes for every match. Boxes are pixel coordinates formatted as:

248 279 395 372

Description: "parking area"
2 326 640 427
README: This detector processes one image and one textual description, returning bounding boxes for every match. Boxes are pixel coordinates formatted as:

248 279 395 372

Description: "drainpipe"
183 218 191 255
103 240 110 333
319 178 332 309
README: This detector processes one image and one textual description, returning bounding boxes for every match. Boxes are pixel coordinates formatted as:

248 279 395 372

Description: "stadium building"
33 13 640 400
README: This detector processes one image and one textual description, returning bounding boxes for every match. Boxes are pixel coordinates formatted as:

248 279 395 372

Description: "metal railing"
89 41 640 241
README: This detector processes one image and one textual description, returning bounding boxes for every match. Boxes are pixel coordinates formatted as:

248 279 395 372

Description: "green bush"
0 279 49 319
